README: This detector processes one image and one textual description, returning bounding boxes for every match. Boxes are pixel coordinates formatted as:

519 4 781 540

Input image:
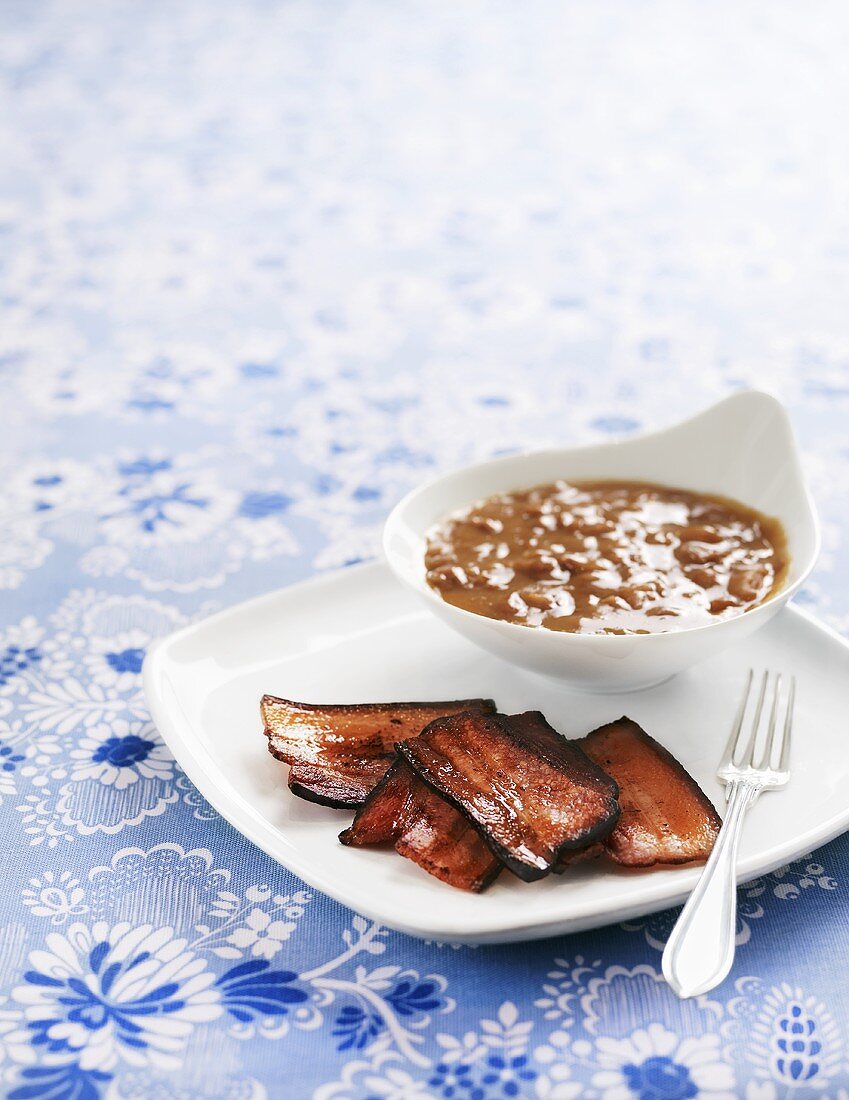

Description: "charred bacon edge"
585 715 721 828
286 760 390 810
563 716 721 868
397 710 620 883
338 759 411 847
340 759 503 892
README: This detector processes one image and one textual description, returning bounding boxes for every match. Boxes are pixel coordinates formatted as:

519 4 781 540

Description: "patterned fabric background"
2 2 849 1097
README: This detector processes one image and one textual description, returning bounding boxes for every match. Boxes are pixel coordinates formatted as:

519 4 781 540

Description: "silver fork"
662 670 795 999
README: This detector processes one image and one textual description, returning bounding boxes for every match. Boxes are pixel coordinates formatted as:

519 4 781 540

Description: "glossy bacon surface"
339 759 502 892
286 759 391 808
578 717 721 866
262 696 495 808
398 710 620 881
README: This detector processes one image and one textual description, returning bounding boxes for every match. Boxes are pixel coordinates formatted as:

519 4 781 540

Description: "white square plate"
143 563 849 944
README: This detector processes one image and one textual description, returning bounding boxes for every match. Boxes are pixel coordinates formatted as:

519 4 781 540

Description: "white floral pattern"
9 922 221 1070
224 908 297 961
82 633 150 693
68 723 175 793
2 1 849 1097
591 1026 735 1099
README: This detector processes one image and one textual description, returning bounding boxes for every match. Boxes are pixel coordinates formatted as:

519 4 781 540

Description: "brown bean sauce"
424 480 788 635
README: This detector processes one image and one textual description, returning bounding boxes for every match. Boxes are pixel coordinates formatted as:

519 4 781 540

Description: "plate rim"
143 561 849 943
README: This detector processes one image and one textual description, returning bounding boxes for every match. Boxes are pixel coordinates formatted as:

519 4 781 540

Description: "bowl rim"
382 390 822 645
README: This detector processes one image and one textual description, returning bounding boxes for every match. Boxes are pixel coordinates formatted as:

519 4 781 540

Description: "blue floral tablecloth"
2 2 849 1097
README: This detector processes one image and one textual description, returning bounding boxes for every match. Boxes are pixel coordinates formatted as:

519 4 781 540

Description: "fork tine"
755 673 782 770
777 676 795 772
719 669 753 769
736 670 768 767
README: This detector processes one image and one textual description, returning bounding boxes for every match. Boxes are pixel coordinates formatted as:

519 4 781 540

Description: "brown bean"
424 478 785 635
617 588 645 609
557 554 594 573
597 594 631 610
678 524 723 543
465 515 503 534
686 566 718 589
728 567 766 602
676 541 725 565
427 565 467 589
514 553 558 577
519 588 553 610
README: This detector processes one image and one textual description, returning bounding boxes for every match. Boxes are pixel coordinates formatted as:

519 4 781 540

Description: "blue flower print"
429 1054 535 1100
100 455 234 553
315 474 341 496
68 720 175 802
240 361 279 379
117 458 172 479
429 1061 484 1100
215 959 308 1022
85 631 151 691
386 977 446 1018
27 940 187 1054
239 491 292 519
622 1056 697 1100
352 485 381 503
91 734 156 769
0 643 42 688
774 1002 822 1084
104 647 145 676
16 922 220 1069
9 1063 111 1100
31 474 63 513
31 473 64 511
126 395 175 413
0 741 25 772
480 1054 537 1097
117 481 210 535
332 1003 384 1051
591 1026 734 1099
374 444 433 469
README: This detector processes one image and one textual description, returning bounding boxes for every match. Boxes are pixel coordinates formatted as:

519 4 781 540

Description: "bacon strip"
555 842 605 868
575 717 721 866
286 759 390 808
398 710 620 881
262 696 495 808
339 759 502 892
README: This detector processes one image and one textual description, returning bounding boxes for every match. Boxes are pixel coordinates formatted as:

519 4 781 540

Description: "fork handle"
662 780 761 998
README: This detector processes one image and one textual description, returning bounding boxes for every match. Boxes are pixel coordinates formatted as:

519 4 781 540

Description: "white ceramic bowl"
382 391 820 692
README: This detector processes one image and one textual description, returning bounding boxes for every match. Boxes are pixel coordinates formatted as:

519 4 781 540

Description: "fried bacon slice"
397 710 620 881
286 760 390 808
555 842 605 868
262 696 495 808
339 759 502 892
574 717 721 867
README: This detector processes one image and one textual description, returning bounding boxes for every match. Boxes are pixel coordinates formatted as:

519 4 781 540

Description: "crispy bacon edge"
398 709 620 882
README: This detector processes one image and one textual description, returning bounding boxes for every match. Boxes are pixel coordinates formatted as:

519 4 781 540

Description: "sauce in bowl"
424 480 788 635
